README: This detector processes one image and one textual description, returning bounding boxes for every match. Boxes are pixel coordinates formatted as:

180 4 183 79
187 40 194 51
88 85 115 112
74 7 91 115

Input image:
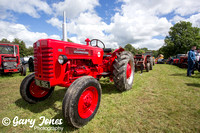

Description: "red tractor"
179 55 188 68
172 54 185 66
20 38 134 128
134 54 153 73
0 43 26 75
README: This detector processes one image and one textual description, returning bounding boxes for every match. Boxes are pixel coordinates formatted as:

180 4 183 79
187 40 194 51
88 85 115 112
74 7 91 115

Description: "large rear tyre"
113 51 134 91
140 64 144 73
62 76 101 128
150 57 153 70
146 63 150 72
20 73 54 104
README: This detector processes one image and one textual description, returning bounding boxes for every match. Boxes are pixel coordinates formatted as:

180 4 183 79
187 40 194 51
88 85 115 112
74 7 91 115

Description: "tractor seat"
103 48 112 53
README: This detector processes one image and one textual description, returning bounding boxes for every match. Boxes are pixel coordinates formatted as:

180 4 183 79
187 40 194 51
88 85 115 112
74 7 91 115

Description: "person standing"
187 46 196 76
196 49 200 71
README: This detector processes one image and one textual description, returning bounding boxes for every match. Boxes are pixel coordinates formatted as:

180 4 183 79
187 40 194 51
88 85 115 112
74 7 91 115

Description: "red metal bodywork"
172 54 186 65
179 56 188 68
34 39 124 88
173 58 179 65
0 43 20 73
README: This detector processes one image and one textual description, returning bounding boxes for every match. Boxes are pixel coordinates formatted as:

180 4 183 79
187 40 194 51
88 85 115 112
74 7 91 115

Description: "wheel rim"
126 63 132 79
78 86 98 119
29 80 49 98
126 60 134 85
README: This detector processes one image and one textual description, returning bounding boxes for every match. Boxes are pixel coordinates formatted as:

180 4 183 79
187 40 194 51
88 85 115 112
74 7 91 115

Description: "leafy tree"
140 47 148 53
12 38 27 57
26 47 34 56
152 50 159 57
67 39 73 42
124 44 155 55
137 49 145 54
124 44 137 55
160 21 200 58
0 38 10 43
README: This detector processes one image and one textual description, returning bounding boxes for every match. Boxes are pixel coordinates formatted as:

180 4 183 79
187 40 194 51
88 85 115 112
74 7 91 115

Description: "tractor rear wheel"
140 64 144 73
62 76 101 128
113 51 134 91
20 65 26 76
146 63 150 72
150 57 153 70
20 73 54 104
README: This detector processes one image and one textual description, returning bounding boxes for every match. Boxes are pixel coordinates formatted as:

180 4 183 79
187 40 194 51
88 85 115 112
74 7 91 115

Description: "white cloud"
109 0 200 49
133 39 164 50
0 21 60 47
170 15 185 23
188 13 200 27
47 0 119 47
46 17 62 29
1 0 200 50
0 0 52 18
170 13 200 27
106 1 173 49
174 0 200 16
47 0 200 50
47 12 119 48
119 0 200 16
52 0 99 19
105 0 200 49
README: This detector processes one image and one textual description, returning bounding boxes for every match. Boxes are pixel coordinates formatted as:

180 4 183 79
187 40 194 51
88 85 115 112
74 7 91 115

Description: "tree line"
124 44 158 57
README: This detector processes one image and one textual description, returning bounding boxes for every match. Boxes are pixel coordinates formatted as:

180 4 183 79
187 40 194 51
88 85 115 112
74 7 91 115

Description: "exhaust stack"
63 11 67 41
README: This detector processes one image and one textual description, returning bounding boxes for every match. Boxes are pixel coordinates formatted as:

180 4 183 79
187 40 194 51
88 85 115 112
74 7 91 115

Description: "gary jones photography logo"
1 116 64 131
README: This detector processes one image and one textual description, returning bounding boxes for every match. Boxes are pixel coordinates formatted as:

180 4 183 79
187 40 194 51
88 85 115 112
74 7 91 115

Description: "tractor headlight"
4 62 8 67
58 55 67 64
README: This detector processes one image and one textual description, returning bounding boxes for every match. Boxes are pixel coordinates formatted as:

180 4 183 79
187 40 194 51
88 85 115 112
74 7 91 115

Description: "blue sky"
0 0 200 50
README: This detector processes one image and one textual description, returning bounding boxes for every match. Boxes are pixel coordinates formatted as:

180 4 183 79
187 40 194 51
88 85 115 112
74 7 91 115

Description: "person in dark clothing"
187 46 196 76
196 49 200 72
28 57 34 72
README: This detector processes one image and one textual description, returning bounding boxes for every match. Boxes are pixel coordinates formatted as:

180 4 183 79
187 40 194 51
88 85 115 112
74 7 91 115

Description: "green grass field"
0 64 200 132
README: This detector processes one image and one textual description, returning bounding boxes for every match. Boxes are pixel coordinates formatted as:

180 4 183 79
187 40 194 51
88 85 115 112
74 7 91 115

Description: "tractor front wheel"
20 73 54 104
113 51 134 91
62 76 101 128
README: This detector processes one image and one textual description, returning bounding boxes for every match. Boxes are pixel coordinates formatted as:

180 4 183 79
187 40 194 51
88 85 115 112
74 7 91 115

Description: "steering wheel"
90 39 105 49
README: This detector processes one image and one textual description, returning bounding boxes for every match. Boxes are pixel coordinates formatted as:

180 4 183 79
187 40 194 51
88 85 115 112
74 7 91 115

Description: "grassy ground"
0 64 200 132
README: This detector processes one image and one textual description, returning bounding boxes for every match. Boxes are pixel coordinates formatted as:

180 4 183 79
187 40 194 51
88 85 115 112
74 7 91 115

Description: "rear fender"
111 47 124 57
109 47 125 81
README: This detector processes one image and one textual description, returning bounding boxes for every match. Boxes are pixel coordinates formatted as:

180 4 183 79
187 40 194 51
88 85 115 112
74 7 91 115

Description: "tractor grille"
4 57 16 61
34 47 54 80
4 62 16 69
